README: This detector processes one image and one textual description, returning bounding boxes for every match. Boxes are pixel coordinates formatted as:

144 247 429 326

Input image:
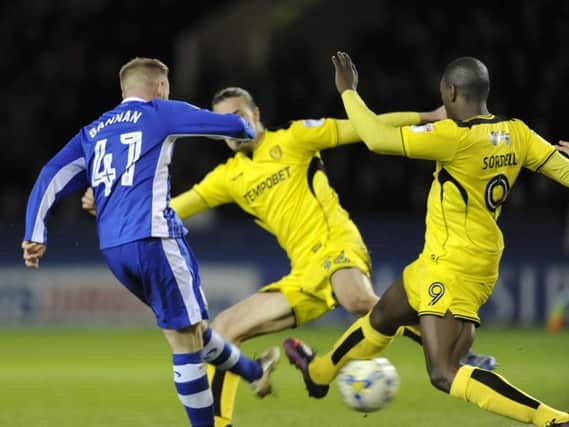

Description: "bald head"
119 57 170 100
442 57 490 103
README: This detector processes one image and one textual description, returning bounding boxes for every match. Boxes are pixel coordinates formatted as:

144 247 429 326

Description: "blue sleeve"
24 133 88 244
164 100 256 141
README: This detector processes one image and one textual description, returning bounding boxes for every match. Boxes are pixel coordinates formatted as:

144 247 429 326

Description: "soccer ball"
337 357 399 412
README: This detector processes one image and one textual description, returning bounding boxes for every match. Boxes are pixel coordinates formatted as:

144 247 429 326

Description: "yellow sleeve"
522 124 556 171
340 90 405 155
376 112 422 127
170 189 209 219
538 151 569 186
400 119 462 161
336 112 422 145
288 118 339 151
173 164 232 219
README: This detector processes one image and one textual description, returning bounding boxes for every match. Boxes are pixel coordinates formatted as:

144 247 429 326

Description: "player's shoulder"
215 152 244 173
152 98 199 112
466 115 532 139
272 118 332 142
81 102 136 140
452 114 524 129
290 118 329 131
449 115 528 138
505 117 530 131
407 119 459 136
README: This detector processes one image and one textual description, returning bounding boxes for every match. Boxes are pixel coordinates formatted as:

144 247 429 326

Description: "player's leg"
150 238 220 427
419 312 473 393
164 323 280 427
102 239 215 426
163 322 215 427
421 313 569 426
206 291 295 426
330 267 378 315
200 325 279 396
333 268 428 346
331 267 497 370
212 291 295 344
285 276 417 397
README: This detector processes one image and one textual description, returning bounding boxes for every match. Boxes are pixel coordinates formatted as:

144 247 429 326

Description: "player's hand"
22 241 47 269
555 140 569 157
332 51 358 94
430 105 447 121
81 188 97 216
419 106 447 123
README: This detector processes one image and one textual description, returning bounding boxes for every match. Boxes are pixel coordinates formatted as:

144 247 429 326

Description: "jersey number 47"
92 131 142 196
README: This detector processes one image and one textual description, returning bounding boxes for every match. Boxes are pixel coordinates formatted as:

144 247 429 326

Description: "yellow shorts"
260 243 371 326
403 256 494 325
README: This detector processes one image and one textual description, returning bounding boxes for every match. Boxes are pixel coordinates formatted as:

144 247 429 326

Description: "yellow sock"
309 312 394 385
208 365 240 427
450 366 569 426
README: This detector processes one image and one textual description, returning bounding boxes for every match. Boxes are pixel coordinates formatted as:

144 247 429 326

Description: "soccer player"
21 57 280 427
284 52 569 426
83 86 496 426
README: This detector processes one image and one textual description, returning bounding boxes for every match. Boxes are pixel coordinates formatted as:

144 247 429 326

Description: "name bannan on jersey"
89 110 143 138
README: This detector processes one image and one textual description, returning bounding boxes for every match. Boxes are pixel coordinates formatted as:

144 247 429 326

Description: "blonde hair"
119 57 169 93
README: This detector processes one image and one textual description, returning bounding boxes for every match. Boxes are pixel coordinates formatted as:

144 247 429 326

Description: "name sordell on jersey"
482 152 518 170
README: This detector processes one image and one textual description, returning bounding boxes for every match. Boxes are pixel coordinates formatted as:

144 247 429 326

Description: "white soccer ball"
337 357 399 412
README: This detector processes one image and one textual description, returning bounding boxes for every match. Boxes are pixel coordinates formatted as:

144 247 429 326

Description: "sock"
208 365 240 427
173 352 214 427
202 327 262 383
450 365 569 426
309 312 394 385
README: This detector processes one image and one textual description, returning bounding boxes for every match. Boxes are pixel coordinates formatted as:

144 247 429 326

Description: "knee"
369 300 399 335
210 312 243 344
427 366 456 393
341 294 377 316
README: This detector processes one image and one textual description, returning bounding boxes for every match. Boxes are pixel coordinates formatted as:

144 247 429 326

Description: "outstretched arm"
170 189 209 220
332 51 406 155
336 106 446 145
170 164 231 219
166 101 255 142
538 141 569 186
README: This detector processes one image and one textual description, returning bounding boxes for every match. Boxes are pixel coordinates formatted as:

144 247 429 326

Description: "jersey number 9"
485 174 510 214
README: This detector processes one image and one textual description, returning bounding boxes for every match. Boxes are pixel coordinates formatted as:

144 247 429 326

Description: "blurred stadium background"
1 1 568 426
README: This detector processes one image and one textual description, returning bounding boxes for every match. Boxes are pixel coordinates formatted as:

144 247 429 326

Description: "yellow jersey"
400 115 555 280
190 119 366 268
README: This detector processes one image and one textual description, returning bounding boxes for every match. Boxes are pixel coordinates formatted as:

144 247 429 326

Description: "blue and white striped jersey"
24 97 255 249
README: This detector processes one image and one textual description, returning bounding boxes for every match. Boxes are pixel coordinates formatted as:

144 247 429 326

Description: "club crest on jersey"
410 123 434 133
270 145 282 160
489 131 511 146
303 119 325 128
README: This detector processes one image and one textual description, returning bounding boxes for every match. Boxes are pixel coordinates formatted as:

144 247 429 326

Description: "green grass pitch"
1 327 567 426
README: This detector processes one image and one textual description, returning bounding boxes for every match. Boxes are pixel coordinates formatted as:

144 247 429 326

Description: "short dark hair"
442 57 490 102
211 87 257 109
